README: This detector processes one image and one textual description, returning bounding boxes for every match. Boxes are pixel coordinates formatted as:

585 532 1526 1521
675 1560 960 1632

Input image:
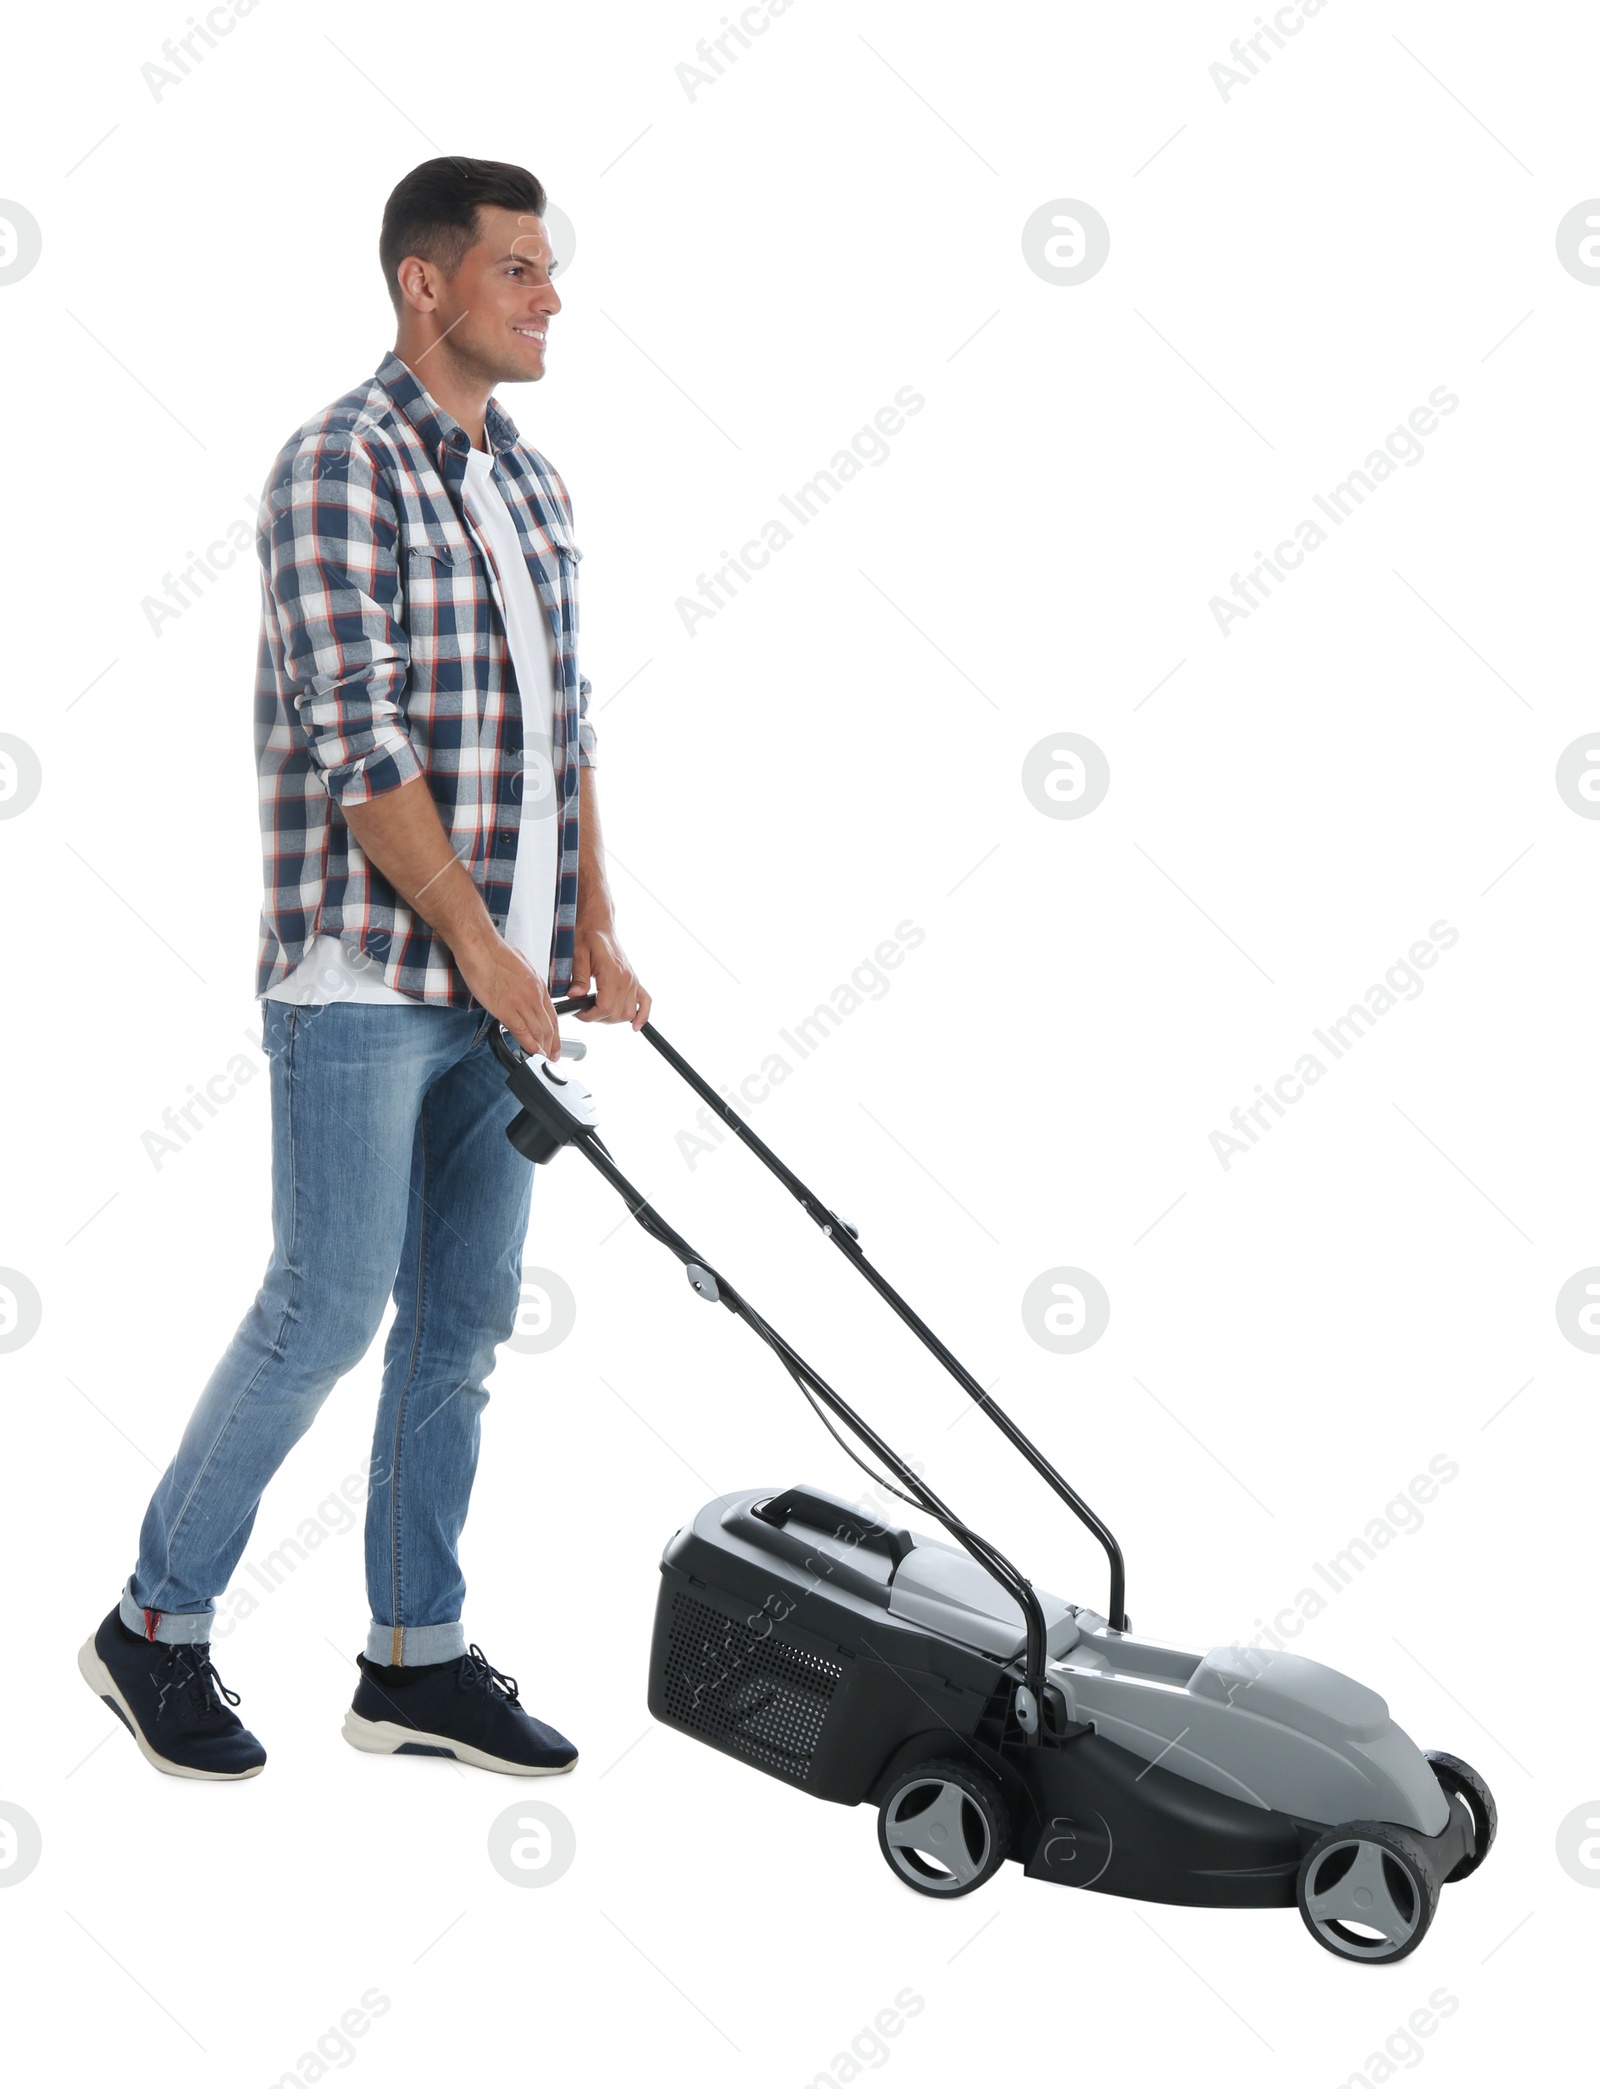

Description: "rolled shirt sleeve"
263 427 426 807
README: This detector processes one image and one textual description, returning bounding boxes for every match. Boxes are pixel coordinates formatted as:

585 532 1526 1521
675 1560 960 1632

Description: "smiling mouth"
513 325 547 346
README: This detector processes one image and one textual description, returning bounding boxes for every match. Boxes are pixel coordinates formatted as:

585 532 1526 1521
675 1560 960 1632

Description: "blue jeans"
121 999 536 1665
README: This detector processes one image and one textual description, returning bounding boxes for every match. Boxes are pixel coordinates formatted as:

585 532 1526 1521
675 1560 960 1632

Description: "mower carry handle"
752 1486 915 1567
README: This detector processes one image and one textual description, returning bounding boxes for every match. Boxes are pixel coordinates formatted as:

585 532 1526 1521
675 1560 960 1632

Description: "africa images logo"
1211 922 1459 1169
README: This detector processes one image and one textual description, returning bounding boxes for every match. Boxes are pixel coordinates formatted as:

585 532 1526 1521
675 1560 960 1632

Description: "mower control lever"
491 1033 601 1166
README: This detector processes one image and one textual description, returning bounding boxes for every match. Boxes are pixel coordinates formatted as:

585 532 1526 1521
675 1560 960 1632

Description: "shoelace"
459 1644 521 1706
152 1644 241 1723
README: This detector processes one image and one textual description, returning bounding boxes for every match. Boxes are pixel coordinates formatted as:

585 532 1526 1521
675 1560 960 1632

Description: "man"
78 156 647 1780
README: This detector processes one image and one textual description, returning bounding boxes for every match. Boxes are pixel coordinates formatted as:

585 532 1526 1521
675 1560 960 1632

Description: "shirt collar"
374 348 522 465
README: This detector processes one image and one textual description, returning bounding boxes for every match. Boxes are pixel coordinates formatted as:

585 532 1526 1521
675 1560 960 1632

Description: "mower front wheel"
877 1759 1011 1898
1296 1821 1439 1964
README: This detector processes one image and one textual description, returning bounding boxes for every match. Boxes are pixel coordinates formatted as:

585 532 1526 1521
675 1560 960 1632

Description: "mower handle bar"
493 1005 1054 1718
542 992 1127 1634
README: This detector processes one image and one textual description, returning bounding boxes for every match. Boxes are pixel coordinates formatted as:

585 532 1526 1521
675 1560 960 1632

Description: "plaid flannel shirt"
253 348 596 1005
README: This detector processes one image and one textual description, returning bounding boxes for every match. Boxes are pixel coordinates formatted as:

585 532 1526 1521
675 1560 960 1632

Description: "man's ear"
395 255 437 313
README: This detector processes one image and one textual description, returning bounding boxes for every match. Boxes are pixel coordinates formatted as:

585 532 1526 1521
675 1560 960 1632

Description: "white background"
1 0 1596 2081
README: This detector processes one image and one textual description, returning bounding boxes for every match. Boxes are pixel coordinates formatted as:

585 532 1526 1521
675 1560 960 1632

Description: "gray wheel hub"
882 1776 992 1892
1302 1835 1422 1959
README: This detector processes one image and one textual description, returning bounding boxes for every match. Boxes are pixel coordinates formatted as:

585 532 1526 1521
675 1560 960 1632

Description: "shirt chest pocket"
400 526 467 573
397 527 473 661
549 535 581 584
542 531 582 643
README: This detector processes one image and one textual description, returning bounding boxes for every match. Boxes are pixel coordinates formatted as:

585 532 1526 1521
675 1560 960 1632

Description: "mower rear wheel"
1426 1752 1497 1881
1296 1821 1438 1964
877 1759 1010 1898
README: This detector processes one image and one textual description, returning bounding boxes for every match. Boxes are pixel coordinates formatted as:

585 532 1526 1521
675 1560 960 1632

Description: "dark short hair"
379 156 547 315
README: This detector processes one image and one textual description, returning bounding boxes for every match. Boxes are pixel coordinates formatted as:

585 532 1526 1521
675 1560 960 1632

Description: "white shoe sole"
77 1636 265 1782
341 1709 577 1776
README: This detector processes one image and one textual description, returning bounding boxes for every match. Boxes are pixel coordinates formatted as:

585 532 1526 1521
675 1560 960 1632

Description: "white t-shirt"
266 441 560 1006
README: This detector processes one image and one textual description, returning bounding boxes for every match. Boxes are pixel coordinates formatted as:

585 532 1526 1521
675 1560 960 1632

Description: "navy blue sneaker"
342 1644 577 1776
78 1609 266 1781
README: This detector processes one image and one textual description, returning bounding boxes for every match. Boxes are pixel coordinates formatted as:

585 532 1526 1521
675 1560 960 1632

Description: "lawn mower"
491 1001 1496 1963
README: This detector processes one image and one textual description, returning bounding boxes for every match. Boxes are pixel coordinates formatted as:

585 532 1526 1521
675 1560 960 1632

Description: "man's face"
411 204 562 383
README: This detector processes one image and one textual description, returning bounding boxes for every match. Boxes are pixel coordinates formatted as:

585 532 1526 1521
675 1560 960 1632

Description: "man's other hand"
570 920 650 1030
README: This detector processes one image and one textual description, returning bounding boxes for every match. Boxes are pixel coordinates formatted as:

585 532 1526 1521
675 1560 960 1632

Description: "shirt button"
499 830 514 842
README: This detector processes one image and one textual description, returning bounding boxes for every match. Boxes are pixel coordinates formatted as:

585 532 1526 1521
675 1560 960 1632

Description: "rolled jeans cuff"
365 1618 467 1667
119 1581 214 1646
